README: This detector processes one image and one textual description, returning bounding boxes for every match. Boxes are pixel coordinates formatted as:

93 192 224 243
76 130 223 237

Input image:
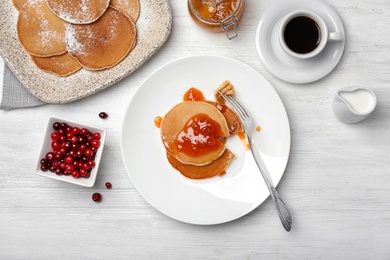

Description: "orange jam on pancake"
183 87 206 101
175 113 224 157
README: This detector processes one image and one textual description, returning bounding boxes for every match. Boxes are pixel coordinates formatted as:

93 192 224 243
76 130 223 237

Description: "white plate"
121 56 291 225
255 0 345 84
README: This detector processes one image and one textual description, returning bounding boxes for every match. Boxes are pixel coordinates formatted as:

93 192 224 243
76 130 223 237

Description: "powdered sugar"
65 25 87 56
46 0 110 24
18 0 67 56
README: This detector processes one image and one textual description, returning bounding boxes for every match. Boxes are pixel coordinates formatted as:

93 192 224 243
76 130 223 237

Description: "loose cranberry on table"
99 112 108 119
105 182 112 189
92 193 102 202
39 121 102 179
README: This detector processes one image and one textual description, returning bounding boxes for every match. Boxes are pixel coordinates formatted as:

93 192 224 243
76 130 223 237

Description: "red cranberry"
51 132 60 141
71 143 79 150
60 122 68 130
53 122 61 131
72 127 80 135
71 170 80 178
79 144 87 152
59 135 67 143
55 168 64 175
105 182 112 189
92 193 102 202
80 128 89 136
40 165 49 172
91 139 100 148
87 135 94 142
78 136 87 144
88 160 96 168
45 152 55 162
79 168 87 177
51 141 60 150
84 149 93 157
66 132 74 139
65 164 74 173
64 156 73 164
99 112 108 119
59 162 66 169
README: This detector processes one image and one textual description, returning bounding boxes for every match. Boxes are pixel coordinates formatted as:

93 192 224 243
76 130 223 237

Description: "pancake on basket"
31 52 82 76
65 7 137 70
12 0 28 11
17 0 68 57
110 0 140 22
45 0 110 24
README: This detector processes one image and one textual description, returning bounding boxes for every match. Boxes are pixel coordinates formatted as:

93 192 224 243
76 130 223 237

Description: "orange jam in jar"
188 0 244 39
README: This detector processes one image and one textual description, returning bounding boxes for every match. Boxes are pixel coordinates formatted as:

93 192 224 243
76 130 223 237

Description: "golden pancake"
166 149 235 179
66 7 137 70
46 0 110 24
12 0 28 11
110 0 140 22
31 52 82 76
214 80 235 106
17 0 67 57
207 100 243 135
160 101 230 166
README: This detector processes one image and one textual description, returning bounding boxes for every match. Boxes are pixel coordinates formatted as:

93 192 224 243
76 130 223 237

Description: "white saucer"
255 0 345 84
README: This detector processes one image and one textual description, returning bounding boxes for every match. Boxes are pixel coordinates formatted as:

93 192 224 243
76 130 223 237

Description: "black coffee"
284 16 321 54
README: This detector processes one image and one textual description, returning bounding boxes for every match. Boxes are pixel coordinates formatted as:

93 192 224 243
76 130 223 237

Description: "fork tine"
219 92 248 119
228 95 249 118
219 92 241 118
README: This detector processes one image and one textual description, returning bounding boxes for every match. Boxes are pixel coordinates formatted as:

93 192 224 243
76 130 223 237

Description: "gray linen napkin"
1 63 46 111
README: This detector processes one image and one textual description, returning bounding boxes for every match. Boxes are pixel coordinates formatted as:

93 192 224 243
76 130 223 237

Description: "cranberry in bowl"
36 117 106 187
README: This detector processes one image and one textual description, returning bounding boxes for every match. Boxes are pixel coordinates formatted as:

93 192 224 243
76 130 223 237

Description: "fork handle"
248 137 292 232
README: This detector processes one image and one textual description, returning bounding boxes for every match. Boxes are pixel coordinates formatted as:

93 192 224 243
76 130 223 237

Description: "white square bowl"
36 117 106 187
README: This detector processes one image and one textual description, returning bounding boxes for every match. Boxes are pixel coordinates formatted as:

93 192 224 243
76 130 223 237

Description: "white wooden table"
1 0 390 259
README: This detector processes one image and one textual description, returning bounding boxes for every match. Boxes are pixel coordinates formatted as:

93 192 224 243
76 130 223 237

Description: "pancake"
12 0 28 11
110 0 140 23
17 0 67 57
214 80 235 106
45 0 110 24
166 149 235 179
207 101 243 135
160 101 230 166
31 52 82 76
66 7 137 70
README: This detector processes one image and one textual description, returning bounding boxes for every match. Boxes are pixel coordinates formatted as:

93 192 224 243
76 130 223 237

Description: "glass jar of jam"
188 0 245 40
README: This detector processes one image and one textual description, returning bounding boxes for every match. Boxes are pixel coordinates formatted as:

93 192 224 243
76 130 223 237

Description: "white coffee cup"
279 10 343 59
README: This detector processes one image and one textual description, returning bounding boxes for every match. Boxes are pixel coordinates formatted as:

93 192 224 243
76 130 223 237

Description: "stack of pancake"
160 81 243 179
14 0 139 76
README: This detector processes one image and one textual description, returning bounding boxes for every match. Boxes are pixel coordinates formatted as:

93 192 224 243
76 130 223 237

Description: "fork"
219 92 292 232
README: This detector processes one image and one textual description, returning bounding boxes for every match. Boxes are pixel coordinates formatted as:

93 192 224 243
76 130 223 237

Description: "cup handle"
328 31 343 42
